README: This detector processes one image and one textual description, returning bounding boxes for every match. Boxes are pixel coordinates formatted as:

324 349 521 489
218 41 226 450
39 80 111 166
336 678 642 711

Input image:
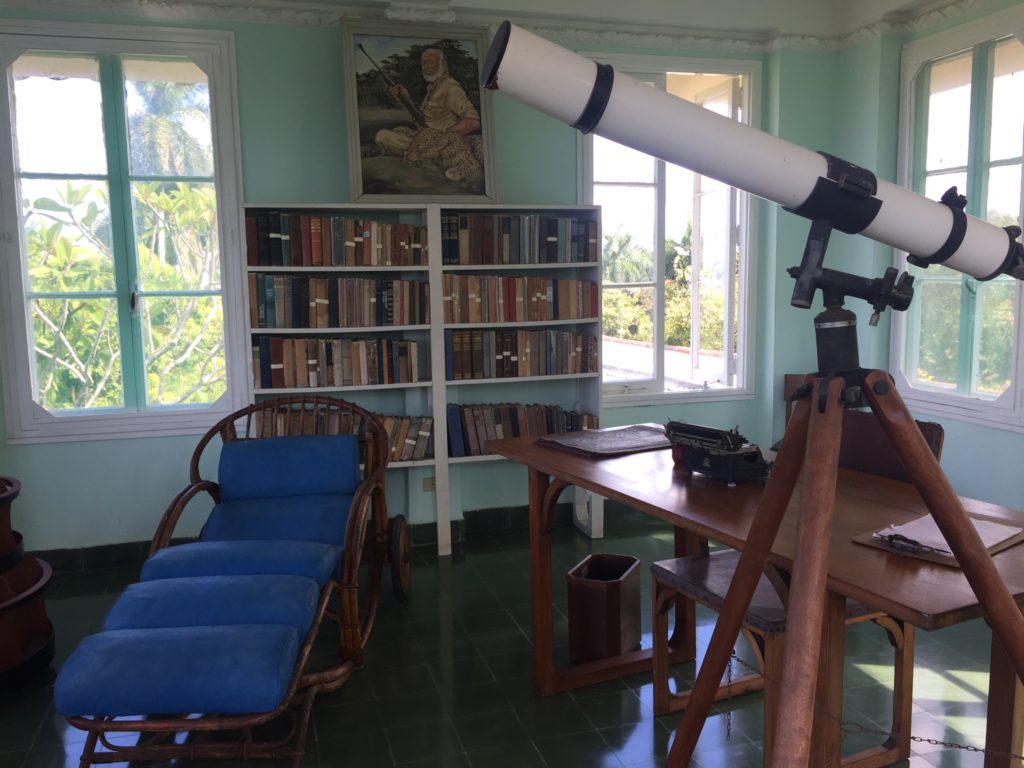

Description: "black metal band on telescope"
572 63 614 134
786 152 882 235
977 226 1023 281
907 187 968 270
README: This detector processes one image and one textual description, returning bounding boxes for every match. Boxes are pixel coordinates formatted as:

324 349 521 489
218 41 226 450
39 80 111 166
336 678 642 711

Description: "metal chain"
726 647 1024 761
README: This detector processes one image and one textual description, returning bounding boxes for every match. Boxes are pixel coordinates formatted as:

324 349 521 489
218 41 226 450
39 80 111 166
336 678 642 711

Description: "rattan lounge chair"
55 395 411 767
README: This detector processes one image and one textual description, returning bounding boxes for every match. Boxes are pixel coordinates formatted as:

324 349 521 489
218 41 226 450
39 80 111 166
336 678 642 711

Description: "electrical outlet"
422 476 436 491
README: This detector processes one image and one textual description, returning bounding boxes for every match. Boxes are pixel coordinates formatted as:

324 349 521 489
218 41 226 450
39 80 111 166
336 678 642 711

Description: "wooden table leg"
985 615 1024 768
528 466 558 695
668 528 704 662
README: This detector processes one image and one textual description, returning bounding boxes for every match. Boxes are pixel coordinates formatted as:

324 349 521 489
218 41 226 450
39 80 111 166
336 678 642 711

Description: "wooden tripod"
665 369 1024 767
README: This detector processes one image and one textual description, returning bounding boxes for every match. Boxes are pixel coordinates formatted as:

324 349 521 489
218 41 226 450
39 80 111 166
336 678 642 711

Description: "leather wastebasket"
567 553 640 662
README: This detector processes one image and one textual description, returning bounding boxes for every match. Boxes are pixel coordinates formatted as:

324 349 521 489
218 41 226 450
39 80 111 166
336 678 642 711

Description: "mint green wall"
759 49 840 444
2 6 1023 550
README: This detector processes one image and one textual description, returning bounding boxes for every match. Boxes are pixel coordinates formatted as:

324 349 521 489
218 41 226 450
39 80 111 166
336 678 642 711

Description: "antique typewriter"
665 421 771 485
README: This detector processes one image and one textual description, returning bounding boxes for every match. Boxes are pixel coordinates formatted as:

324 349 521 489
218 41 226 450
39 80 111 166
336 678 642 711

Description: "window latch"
130 285 139 315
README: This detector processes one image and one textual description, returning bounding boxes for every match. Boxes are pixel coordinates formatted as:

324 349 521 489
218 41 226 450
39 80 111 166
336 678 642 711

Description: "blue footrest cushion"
55 624 300 717
201 494 354 547
141 541 341 586
102 574 320 633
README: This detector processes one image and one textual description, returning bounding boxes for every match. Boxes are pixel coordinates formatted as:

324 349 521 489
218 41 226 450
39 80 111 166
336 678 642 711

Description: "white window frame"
892 6 1024 432
578 53 759 406
0 21 248 443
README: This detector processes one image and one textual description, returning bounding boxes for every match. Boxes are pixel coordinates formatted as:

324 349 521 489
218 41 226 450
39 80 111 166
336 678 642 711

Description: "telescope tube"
482 21 1023 282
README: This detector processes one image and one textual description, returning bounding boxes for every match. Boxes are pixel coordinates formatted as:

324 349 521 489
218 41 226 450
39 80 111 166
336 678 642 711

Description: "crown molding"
0 0 370 25
385 3 456 22
0 0 1004 51
517 22 771 53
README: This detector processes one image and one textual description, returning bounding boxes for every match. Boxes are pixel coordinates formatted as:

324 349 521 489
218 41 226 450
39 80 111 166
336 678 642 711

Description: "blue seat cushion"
102 575 320 633
218 435 361 501
55 625 300 717
141 541 341 587
201 494 354 547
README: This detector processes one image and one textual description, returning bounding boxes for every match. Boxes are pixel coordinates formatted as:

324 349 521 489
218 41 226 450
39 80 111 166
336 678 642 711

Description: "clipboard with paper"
854 513 1024 567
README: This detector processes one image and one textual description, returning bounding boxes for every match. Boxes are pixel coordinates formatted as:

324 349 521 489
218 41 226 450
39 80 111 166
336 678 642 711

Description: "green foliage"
602 223 724 352
21 69 225 412
909 270 1014 397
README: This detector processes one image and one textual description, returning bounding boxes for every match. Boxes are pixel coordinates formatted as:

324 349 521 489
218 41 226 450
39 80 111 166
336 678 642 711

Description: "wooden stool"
651 550 914 766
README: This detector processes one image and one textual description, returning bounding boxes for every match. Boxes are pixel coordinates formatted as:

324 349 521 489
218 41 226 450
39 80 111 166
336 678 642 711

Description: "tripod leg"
864 371 1024 687
768 376 847 768
665 385 813 767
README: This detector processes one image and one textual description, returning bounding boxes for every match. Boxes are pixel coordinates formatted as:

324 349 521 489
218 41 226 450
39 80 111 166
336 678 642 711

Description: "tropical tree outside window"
896 29 1024 425
0 25 246 440
583 60 755 403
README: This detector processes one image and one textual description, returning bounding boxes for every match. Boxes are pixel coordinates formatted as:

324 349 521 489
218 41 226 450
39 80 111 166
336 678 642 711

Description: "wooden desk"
488 436 1024 767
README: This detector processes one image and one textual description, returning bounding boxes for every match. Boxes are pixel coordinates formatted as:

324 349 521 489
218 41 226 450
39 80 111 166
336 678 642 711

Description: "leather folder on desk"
536 424 670 457
854 512 1024 567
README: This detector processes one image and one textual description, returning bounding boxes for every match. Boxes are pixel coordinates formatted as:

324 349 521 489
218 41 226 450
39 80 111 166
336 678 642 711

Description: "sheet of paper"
875 514 1022 552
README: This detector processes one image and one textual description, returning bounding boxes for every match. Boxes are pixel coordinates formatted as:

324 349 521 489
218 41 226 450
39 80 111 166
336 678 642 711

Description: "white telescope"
482 21 1024 285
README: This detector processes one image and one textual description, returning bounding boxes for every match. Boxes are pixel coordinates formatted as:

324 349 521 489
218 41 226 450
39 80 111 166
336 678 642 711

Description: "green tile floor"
0 508 1007 767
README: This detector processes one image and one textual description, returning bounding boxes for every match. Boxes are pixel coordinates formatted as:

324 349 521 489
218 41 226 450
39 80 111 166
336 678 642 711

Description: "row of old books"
249 407 434 463
248 274 430 329
441 274 598 324
439 213 598 265
444 329 599 381
252 337 423 389
382 415 434 462
446 403 598 458
246 212 429 267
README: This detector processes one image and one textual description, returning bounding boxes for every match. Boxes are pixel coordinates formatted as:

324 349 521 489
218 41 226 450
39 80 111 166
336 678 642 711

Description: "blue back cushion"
218 435 360 501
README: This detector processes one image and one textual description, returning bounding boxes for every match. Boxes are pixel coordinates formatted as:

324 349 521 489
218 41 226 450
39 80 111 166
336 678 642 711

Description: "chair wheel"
388 515 411 602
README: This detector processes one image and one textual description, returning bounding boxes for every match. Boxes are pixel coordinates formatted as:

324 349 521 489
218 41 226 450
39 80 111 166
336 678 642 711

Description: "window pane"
924 171 968 202
12 53 107 175
133 181 220 291
31 297 123 410
593 135 654 183
20 178 116 293
989 38 1024 163
926 53 972 171
665 162 695 253
973 277 1015 397
986 164 1021 226
123 57 214 177
595 185 655 283
907 276 962 391
141 295 225 405
602 286 653 382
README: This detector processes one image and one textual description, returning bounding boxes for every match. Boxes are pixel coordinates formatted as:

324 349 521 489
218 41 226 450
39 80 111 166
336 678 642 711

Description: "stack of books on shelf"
250 406 433 463
441 275 597 323
252 337 422 389
439 212 597 265
444 329 598 380
245 212 428 267
248 275 430 328
446 403 598 457
382 415 434 462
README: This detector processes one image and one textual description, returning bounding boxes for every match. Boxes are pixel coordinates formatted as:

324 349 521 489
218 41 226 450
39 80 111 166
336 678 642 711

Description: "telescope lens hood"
482 20 512 90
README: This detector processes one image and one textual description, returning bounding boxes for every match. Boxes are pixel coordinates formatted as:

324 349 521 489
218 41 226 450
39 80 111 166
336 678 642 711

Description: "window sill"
897 390 1024 435
4 403 240 444
603 388 754 408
